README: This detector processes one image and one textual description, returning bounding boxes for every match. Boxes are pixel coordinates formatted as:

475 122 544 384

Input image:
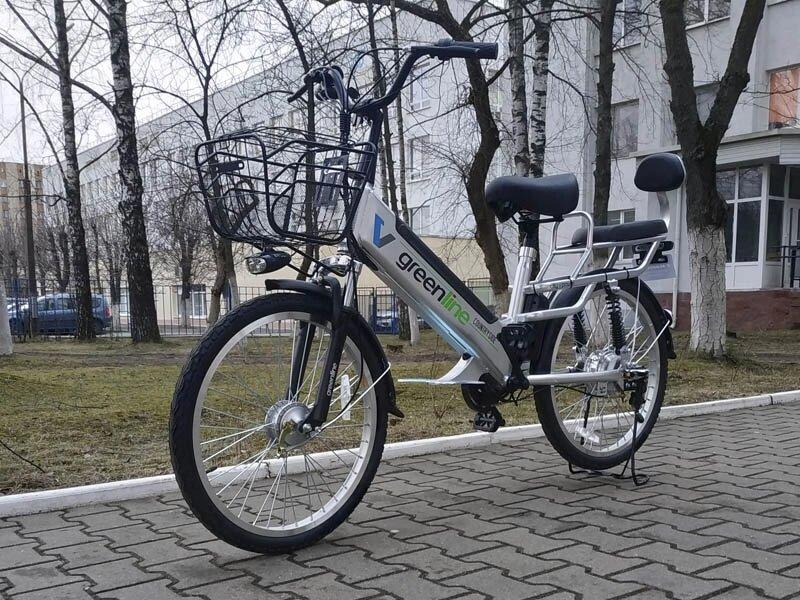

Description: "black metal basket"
195 127 376 246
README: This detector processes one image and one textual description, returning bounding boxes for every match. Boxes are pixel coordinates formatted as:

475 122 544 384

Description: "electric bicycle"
170 39 685 553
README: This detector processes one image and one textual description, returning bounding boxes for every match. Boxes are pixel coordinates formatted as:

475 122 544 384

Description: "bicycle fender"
543 271 675 362
264 278 331 297
350 310 403 419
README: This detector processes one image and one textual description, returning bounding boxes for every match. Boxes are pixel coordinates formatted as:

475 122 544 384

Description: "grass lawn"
1 329 798 493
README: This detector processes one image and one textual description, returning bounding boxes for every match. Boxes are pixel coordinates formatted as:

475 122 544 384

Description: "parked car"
9 293 112 336
373 309 398 334
372 308 429 334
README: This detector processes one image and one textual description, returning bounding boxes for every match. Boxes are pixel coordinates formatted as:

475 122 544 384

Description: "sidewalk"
2 403 799 599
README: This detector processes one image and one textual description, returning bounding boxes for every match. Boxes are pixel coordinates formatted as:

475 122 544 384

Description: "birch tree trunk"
0 276 12 355
366 1 410 340
529 0 553 179
390 0 416 343
592 0 616 230
344 0 509 308
660 0 766 356
509 0 530 177
526 0 555 278
688 226 727 356
54 0 94 341
106 0 161 343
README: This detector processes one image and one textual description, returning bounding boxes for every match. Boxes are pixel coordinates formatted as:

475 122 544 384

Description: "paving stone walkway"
2 403 800 599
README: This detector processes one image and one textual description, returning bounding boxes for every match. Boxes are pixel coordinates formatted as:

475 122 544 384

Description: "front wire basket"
195 127 376 246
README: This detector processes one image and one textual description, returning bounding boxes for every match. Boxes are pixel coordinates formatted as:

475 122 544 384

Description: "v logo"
372 214 395 248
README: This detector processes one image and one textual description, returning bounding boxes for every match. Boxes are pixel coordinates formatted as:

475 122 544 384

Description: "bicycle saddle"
571 219 667 246
486 173 579 222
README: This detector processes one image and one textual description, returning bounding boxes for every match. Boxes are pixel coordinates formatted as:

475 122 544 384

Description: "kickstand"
568 380 650 486
611 407 649 486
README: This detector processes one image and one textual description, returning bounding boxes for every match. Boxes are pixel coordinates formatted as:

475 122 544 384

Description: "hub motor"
265 399 311 449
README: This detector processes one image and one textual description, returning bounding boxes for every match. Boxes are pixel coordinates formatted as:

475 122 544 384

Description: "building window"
685 0 730 26
409 60 431 111
608 209 637 258
718 166 762 263
611 101 639 158
119 289 130 316
411 204 431 234
695 84 718 125
614 0 642 46
487 68 503 115
768 67 800 129
767 199 784 261
288 109 302 129
766 164 800 261
408 135 430 180
174 284 207 318
669 84 718 142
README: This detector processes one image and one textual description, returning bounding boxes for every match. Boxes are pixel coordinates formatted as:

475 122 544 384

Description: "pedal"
473 406 505 433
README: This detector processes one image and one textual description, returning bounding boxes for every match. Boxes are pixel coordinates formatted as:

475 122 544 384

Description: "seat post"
507 219 538 320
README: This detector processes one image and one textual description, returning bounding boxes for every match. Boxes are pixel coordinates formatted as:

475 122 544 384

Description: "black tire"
170 293 389 554
533 278 668 471
94 319 105 334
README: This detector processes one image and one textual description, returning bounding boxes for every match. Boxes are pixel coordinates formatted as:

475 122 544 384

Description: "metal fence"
3 277 496 339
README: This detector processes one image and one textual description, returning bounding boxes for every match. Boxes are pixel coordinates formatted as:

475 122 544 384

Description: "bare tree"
99 0 161 342
52 0 95 339
273 0 320 279
144 0 256 325
335 0 510 308
0 274 12 355
528 0 554 180
389 0 417 342
508 0 530 177
46 219 71 292
150 160 210 328
660 0 767 356
362 0 416 340
94 215 125 328
592 0 616 232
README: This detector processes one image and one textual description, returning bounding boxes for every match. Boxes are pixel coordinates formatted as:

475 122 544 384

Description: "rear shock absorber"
604 284 627 354
572 313 588 349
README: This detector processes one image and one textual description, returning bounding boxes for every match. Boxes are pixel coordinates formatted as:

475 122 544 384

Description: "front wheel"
533 278 668 471
170 293 389 554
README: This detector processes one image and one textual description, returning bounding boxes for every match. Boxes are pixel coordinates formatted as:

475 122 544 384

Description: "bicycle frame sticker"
352 189 511 381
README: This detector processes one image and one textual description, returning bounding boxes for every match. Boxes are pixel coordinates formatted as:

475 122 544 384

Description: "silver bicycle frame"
349 187 670 388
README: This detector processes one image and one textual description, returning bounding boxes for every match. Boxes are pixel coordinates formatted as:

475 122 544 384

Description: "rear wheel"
170 293 389 553
533 278 668 471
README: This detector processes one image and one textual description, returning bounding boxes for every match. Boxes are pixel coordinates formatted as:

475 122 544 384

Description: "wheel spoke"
549 285 662 459
185 307 380 542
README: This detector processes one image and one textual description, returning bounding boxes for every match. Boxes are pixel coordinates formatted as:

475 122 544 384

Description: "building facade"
542 0 800 330
40 1 508 329
0 161 44 283
36 0 800 331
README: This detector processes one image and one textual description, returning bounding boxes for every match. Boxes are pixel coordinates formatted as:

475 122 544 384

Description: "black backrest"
634 153 685 192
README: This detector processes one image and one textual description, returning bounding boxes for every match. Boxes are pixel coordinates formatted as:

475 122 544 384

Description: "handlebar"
415 39 498 60
286 39 498 116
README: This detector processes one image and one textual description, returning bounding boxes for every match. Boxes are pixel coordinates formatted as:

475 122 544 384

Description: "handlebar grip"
424 40 497 59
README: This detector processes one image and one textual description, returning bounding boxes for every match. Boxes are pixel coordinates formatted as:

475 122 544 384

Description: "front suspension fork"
301 275 352 431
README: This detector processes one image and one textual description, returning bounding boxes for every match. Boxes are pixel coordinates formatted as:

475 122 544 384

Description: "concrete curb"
1 389 798 517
